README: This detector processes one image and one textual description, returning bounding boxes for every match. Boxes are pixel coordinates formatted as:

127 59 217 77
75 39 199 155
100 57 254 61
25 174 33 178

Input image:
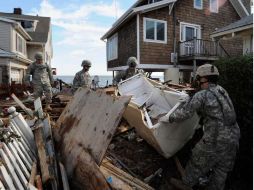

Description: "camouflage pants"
33 82 52 104
183 139 238 190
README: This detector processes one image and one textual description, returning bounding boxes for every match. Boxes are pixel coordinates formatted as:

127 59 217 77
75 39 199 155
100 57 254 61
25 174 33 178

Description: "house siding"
174 0 242 56
108 17 137 69
140 7 173 65
0 59 10 84
0 21 11 51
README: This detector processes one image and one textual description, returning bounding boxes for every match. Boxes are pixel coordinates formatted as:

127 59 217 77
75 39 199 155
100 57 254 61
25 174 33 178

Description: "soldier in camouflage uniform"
25 52 54 111
113 57 144 85
166 64 240 190
72 60 92 92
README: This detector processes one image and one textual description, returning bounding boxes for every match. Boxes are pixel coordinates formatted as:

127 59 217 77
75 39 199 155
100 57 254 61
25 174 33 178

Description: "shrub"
214 54 253 189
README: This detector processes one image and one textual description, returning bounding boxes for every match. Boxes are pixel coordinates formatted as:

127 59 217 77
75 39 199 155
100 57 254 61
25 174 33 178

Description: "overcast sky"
0 0 136 75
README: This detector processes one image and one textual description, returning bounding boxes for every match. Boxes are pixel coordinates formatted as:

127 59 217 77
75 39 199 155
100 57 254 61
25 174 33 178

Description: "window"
20 20 36 31
144 18 167 43
107 33 118 61
148 0 162 4
210 0 218 13
194 0 203 9
11 69 21 83
180 22 201 41
16 33 26 55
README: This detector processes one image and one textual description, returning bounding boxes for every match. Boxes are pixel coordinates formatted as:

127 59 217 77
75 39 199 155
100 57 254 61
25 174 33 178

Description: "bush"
214 54 253 189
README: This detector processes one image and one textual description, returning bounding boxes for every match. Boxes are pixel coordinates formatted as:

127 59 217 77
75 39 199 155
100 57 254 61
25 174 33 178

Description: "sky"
0 0 137 76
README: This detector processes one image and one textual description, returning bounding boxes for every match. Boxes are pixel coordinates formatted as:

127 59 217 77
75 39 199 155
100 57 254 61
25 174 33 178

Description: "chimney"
13 8 22 15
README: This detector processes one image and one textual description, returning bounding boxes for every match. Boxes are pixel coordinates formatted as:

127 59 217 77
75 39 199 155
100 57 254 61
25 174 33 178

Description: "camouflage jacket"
73 70 92 89
113 68 144 84
169 84 240 145
25 62 53 85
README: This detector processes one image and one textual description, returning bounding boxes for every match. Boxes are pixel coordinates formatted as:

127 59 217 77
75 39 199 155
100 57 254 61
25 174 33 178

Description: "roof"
101 0 249 40
211 14 253 38
0 12 50 43
0 48 33 64
0 48 16 57
101 0 176 40
229 0 250 18
0 17 32 40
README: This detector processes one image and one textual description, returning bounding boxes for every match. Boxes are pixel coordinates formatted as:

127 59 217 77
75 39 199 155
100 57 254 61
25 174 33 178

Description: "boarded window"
107 33 118 61
210 0 218 13
144 18 167 43
194 0 203 9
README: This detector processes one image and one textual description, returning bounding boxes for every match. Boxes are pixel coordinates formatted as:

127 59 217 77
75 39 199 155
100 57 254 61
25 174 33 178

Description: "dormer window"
210 0 218 13
20 20 37 31
148 0 162 4
194 0 203 10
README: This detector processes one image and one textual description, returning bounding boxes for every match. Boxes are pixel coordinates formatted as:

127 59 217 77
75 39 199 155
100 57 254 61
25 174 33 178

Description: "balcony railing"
179 38 229 58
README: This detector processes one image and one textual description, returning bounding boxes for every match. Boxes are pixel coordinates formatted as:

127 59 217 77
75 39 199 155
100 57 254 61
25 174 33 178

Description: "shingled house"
0 8 53 85
101 0 251 83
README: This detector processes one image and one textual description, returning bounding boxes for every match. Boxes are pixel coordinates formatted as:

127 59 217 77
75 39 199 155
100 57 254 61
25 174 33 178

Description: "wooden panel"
55 88 131 170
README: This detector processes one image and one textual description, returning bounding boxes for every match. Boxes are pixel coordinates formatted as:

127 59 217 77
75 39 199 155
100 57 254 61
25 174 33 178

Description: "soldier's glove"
158 115 169 123
178 95 189 103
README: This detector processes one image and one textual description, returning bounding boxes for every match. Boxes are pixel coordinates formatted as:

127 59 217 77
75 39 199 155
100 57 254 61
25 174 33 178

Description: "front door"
180 22 201 55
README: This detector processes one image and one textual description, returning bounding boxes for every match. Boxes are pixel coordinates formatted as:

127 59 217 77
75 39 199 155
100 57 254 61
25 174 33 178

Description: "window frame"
210 0 218 13
180 22 201 42
16 33 26 55
143 17 167 44
107 33 118 61
194 0 203 10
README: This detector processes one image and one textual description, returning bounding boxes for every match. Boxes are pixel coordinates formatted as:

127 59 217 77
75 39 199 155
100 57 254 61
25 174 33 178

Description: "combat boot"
45 104 52 111
170 178 193 190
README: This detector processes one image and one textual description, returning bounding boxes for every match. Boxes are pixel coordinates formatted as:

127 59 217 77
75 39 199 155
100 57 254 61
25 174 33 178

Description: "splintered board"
55 88 131 169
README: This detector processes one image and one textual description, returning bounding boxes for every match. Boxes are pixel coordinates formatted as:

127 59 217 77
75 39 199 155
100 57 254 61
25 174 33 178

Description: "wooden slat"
101 158 154 190
33 121 51 183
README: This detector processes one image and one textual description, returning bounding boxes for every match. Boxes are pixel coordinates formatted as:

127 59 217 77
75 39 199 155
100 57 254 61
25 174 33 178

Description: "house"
211 14 253 54
101 0 250 83
0 8 53 85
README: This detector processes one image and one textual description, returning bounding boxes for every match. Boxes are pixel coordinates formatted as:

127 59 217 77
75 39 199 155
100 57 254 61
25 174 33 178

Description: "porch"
178 38 229 61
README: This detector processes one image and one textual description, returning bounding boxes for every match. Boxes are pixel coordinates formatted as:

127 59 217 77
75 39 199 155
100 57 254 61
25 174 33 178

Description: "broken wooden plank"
55 88 130 165
54 88 130 189
11 93 34 117
29 162 37 185
101 158 154 190
33 121 51 184
72 149 110 190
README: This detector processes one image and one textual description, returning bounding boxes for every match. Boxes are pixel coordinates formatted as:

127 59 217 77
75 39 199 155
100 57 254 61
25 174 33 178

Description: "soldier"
72 60 92 91
113 56 144 85
160 64 240 190
25 52 54 111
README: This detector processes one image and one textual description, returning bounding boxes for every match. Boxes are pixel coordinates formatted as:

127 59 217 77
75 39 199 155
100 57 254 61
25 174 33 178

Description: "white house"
0 8 53 85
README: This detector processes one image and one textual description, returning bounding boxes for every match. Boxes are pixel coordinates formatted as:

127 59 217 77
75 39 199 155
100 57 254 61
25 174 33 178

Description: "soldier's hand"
158 115 169 123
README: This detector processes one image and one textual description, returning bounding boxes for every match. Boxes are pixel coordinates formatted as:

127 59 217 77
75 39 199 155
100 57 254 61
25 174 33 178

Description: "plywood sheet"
55 88 131 174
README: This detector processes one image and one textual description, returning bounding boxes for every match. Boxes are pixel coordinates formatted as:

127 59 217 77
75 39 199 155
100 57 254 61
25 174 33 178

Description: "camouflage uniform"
72 70 92 90
25 62 53 104
113 68 144 84
169 84 240 190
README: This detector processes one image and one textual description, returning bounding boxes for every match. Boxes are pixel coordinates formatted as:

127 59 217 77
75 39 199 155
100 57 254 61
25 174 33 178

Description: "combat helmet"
81 60 92 67
196 64 219 77
127 57 138 67
34 52 43 60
